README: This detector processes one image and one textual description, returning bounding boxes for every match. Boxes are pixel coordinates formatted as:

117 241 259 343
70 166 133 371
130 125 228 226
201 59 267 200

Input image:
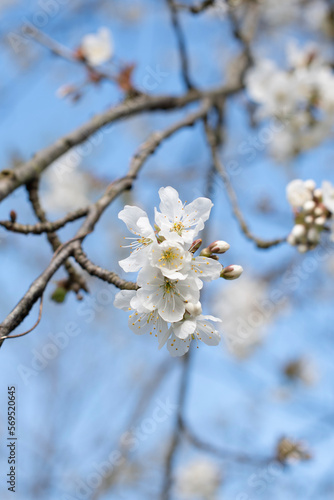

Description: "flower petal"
114 290 136 310
167 334 191 357
118 205 150 235
158 186 183 220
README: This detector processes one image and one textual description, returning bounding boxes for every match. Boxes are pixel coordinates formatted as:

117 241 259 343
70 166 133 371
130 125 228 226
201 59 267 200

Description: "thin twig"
174 0 215 13
160 351 192 500
23 25 118 84
181 419 272 465
26 179 88 293
0 81 242 202
0 206 89 234
74 248 138 291
204 122 287 249
166 0 194 89
0 297 43 341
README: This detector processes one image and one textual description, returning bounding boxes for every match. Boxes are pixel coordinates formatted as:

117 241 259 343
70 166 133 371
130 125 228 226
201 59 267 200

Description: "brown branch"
0 297 44 341
0 206 89 234
0 176 133 343
204 122 287 249
166 0 195 90
174 0 215 13
0 102 220 343
23 25 118 84
0 82 242 202
74 104 211 291
129 100 212 174
160 351 192 500
26 179 88 294
180 418 271 465
74 248 138 291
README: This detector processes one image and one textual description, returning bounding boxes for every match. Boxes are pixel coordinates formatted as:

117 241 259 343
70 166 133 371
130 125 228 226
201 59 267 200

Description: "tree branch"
74 247 138 291
0 175 133 342
0 206 89 234
174 0 215 13
166 0 195 90
0 82 242 202
26 179 88 294
160 351 192 500
204 122 287 249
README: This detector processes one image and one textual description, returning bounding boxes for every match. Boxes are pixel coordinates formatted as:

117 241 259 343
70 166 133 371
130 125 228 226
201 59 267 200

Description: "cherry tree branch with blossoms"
1 1 333 498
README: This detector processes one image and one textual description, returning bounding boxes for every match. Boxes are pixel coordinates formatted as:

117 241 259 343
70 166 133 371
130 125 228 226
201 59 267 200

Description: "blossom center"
158 247 179 267
171 221 185 235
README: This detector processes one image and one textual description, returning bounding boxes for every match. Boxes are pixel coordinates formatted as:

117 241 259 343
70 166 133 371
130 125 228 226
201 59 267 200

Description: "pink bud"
189 239 202 254
221 265 243 280
208 240 230 254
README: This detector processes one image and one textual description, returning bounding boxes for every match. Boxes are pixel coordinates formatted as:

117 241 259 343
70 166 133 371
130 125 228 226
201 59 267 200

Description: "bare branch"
204 123 287 249
0 82 242 202
129 100 212 174
0 176 133 342
160 351 192 500
0 206 89 234
181 418 271 465
26 179 88 294
174 0 215 13
166 0 195 89
74 247 138 291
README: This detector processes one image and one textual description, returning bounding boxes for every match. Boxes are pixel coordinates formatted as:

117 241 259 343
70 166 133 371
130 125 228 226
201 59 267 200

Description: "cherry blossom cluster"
286 179 334 252
246 42 334 160
114 187 243 357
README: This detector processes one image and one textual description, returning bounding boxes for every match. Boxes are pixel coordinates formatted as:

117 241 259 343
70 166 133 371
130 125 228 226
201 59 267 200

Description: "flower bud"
291 224 306 239
314 206 324 217
314 216 326 227
221 265 243 280
208 240 230 254
9 210 16 223
305 215 314 224
303 200 316 213
307 227 320 244
304 179 316 191
287 234 296 246
200 247 212 257
185 301 202 316
313 188 323 200
189 239 202 254
297 244 308 253
56 84 77 99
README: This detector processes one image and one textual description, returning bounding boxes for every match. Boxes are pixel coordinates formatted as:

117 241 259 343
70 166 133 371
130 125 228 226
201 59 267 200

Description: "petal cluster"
114 187 243 356
246 42 334 160
286 179 334 252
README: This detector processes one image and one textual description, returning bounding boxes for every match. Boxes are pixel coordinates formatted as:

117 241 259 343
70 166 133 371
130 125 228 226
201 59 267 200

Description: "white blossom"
286 180 312 208
322 181 334 214
116 186 242 356
167 314 221 357
155 186 213 244
149 241 192 280
175 457 221 499
81 27 113 66
118 205 155 273
114 290 169 348
135 266 200 323
286 179 333 251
